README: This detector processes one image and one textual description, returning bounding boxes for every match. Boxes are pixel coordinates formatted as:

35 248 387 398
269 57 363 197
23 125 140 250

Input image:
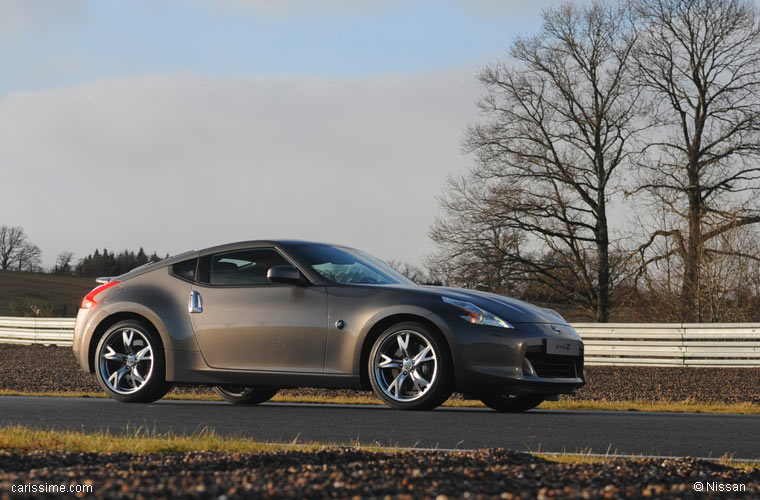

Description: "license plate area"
545 338 580 357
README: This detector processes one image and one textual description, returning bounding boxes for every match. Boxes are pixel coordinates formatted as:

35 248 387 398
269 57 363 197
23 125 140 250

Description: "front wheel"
369 322 452 410
214 386 279 405
95 320 172 403
480 394 544 412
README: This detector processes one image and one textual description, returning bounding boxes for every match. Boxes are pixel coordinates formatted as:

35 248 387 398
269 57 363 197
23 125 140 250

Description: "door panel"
191 284 328 372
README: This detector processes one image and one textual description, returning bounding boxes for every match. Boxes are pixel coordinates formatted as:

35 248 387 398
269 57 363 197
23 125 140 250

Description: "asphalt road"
2 396 758 459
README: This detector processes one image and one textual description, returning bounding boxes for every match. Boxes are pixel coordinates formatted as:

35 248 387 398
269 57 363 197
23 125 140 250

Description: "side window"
172 258 197 281
205 248 290 286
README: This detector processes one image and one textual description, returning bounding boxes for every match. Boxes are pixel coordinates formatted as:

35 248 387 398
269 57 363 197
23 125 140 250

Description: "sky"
0 0 563 269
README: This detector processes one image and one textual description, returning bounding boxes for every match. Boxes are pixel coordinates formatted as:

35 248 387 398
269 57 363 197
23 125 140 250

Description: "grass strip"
0 425 329 454
540 399 760 415
0 425 757 470
533 451 760 470
0 389 757 414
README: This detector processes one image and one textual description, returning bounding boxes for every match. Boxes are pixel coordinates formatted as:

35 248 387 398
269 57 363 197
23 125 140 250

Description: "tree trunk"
682 163 702 322
596 200 610 323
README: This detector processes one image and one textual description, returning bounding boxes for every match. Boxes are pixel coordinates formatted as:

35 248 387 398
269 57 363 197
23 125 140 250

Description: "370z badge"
546 339 581 357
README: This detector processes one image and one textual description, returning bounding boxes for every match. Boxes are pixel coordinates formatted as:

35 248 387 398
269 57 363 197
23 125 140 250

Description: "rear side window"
172 258 197 281
202 248 290 286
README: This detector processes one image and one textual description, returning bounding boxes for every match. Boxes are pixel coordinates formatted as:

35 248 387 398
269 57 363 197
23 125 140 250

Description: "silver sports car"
72 240 585 411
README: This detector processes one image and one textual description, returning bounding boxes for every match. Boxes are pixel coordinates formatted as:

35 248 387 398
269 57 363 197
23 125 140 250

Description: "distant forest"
0 223 166 278
74 248 166 278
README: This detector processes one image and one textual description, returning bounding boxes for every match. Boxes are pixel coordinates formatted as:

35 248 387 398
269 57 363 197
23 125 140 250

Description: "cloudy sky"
0 0 561 268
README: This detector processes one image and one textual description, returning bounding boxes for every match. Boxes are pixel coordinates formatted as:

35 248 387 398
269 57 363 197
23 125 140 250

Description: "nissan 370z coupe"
72 240 585 411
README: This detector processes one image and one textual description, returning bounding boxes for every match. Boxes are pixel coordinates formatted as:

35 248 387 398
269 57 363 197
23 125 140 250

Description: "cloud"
0 0 83 38
187 0 403 16
455 0 569 15
199 0 566 16
0 71 482 267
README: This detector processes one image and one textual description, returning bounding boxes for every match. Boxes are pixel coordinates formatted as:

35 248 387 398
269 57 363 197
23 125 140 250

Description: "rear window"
172 258 197 281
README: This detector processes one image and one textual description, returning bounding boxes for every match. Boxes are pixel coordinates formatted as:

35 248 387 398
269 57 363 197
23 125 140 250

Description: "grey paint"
72 240 585 396
190 283 328 372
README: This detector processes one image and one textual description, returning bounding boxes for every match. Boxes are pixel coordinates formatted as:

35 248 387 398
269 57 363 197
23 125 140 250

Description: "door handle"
188 290 203 313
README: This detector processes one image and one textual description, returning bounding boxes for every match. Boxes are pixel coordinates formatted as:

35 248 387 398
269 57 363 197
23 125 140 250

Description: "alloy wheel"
98 327 154 395
373 329 438 402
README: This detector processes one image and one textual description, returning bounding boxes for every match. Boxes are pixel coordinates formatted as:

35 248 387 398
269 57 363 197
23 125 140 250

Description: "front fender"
349 305 458 379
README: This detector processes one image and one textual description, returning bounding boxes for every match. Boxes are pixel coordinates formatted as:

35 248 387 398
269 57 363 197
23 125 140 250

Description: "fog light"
523 357 537 377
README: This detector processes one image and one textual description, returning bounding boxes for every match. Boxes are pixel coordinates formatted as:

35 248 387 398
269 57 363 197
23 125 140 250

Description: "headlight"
442 297 514 328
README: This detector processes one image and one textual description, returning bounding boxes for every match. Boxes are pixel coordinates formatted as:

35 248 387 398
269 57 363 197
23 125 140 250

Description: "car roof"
115 240 354 283
198 239 346 254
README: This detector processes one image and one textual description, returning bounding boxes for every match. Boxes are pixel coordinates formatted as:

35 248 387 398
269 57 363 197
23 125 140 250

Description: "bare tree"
384 259 429 284
429 178 524 294
433 1 640 321
698 226 760 321
54 251 75 275
15 243 42 272
0 225 27 271
632 0 760 321
636 222 760 321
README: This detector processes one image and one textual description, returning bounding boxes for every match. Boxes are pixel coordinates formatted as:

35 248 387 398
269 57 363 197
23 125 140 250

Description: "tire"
213 386 279 405
95 320 172 403
368 321 452 410
480 394 544 412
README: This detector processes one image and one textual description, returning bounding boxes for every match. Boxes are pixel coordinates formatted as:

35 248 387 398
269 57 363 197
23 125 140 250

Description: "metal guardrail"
573 323 760 367
1 317 759 367
0 316 77 346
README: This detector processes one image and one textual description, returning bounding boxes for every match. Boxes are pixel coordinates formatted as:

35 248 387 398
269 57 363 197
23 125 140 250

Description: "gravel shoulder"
1 448 758 499
2 344 758 404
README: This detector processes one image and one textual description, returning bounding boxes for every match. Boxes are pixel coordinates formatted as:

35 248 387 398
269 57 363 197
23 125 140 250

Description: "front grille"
525 346 581 378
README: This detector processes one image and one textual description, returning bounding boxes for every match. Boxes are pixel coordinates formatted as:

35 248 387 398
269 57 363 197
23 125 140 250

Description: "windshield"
292 245 414 285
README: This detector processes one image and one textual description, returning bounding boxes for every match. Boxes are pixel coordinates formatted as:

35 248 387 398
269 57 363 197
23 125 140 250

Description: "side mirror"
267 265 303 285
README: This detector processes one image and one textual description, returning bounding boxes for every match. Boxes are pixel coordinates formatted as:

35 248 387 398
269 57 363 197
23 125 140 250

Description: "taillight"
81 281 120 310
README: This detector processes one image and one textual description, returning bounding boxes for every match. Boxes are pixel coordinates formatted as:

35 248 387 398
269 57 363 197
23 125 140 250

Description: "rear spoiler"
95 277 114 284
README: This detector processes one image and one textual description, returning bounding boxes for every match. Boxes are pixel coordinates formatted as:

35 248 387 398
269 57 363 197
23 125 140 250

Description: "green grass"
1 389 758 414
0 270 94 317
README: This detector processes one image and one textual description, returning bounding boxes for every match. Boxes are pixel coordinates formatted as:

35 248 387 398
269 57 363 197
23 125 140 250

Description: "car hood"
376 283 568 325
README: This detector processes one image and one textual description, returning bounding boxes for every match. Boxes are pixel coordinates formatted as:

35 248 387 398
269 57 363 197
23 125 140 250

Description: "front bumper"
444 320 585 396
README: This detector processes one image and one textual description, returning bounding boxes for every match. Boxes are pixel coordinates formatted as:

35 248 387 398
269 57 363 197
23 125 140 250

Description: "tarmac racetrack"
1 396 758 460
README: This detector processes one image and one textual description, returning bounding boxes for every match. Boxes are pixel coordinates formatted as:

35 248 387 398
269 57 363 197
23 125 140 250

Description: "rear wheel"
480 394 544 412
369 322 452 410
213 386 279 405
95 320 172 403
